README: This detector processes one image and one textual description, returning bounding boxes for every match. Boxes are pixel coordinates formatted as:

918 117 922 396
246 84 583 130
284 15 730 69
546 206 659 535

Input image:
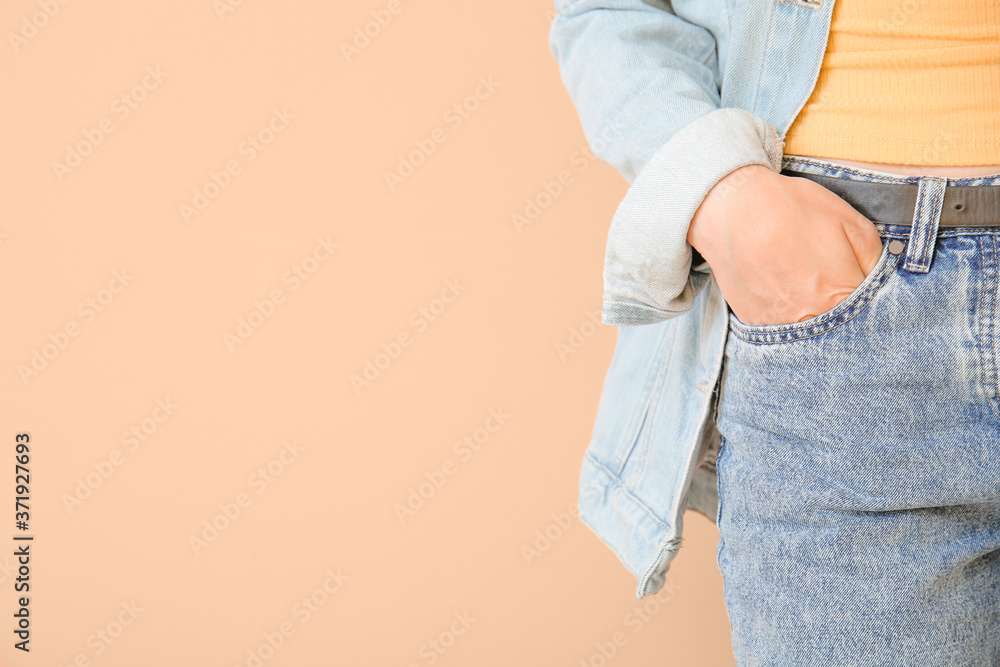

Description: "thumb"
841 213 884 277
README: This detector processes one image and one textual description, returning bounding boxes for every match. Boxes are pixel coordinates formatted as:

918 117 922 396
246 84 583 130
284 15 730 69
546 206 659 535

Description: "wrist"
687 164 777 257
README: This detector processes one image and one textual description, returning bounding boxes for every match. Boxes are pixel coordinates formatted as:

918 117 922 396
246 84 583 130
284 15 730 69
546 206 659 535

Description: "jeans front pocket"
727 234 900 345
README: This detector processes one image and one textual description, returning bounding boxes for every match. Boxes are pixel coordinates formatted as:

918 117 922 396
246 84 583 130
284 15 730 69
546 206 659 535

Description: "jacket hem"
578 452 682 599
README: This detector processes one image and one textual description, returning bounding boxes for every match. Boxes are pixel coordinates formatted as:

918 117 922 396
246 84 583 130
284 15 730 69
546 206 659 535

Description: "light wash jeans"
715 155 1000 665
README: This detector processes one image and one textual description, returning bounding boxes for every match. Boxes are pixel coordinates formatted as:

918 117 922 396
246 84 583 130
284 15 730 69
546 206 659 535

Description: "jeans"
714 155 1000 665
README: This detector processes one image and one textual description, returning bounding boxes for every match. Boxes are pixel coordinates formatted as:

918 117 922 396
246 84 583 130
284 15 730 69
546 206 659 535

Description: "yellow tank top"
783 0 1000 166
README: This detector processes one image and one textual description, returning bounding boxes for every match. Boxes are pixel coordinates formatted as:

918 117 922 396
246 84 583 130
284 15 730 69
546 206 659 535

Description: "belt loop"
903 175 947 274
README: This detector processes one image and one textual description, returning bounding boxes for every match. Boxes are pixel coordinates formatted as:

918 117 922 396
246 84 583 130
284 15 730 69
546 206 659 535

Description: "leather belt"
779 169 1000 227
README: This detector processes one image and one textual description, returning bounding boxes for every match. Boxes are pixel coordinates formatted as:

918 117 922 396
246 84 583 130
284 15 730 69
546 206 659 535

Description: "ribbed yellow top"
783 0 1000 166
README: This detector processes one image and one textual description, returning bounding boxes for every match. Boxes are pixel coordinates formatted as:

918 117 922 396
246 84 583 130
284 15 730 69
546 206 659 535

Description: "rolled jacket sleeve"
602 109 785 325
549 0 785 326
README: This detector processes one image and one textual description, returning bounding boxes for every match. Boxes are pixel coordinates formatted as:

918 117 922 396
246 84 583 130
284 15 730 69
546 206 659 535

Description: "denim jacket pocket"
727 235 899 345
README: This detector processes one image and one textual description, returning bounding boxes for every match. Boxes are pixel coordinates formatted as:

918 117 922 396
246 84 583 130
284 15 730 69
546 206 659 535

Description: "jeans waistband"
780 155 1000 228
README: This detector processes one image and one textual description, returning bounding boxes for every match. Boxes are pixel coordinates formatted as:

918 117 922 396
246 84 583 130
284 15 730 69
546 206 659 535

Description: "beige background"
1 0 734 665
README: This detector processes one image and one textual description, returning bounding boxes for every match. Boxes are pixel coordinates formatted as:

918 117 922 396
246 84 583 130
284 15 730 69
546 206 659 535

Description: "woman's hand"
687 165 884 326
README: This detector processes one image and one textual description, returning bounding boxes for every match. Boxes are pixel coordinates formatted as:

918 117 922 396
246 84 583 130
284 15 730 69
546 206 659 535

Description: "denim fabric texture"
716 156 1000 665
550 4 1000 646
549 0 842 598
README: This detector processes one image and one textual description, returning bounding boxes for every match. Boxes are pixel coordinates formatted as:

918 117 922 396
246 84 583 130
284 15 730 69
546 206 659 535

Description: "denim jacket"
549 0 839 598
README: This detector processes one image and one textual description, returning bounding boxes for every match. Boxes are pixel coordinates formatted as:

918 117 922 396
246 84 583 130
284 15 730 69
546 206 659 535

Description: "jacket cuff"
601 108 784 326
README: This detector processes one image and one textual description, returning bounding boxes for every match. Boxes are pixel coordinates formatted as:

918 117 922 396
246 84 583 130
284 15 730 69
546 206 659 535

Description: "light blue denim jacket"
549 0 839 598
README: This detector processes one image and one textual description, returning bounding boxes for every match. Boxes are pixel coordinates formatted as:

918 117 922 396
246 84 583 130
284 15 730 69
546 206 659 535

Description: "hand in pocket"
687 165 884 327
